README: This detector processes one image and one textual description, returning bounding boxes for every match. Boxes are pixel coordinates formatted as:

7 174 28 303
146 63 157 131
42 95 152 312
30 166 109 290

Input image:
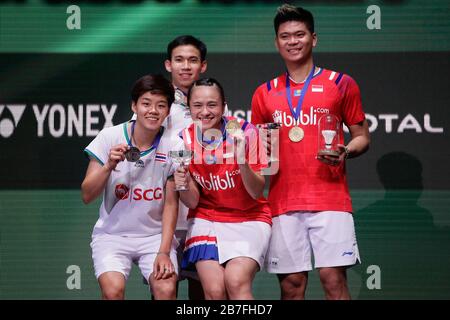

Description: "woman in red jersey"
173 78 272 300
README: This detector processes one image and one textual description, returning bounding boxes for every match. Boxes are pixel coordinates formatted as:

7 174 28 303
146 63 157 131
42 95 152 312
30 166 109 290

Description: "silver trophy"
318 114 340 157
169 150 193 191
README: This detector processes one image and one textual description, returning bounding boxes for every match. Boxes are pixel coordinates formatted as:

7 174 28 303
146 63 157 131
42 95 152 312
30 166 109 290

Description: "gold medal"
288 126 304 142
225 119 242 136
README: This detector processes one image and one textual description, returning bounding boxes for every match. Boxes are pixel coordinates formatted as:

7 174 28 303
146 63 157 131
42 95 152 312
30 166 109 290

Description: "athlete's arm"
345 119 370 158
328 75 370 164
81 143 129 204
234 127 265 199
154 178 178 280
239 163 265 200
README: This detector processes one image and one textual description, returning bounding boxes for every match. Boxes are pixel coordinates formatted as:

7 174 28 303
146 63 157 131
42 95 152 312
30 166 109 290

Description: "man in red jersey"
251 4 370 300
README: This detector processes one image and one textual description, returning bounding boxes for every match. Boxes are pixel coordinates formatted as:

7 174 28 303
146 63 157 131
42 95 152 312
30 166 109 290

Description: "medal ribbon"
285 65 315 122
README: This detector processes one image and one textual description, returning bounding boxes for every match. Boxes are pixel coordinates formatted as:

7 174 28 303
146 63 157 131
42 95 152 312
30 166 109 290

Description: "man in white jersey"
163 35 207 299
82 74 182 300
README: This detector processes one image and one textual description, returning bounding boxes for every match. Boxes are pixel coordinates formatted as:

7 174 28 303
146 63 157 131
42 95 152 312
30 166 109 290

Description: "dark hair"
274 4 314 35
167 35 207 62
187 78 225 106
131 74 174 107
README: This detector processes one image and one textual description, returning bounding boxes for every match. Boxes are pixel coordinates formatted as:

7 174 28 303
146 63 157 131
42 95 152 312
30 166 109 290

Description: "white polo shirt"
84 121 183 237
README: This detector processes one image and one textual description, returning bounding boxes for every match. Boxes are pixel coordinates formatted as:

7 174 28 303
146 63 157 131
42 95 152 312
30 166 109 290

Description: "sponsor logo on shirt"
135 159 144 168
114 184 163 201
192 170 239 191
272 110 282 124
269 257 279 267
272 107 330 127
132 187 163 201
115 184 129 200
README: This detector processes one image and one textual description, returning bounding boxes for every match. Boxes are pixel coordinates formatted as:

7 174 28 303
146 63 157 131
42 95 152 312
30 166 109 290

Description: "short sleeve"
338 75 366 126
83 129 110 165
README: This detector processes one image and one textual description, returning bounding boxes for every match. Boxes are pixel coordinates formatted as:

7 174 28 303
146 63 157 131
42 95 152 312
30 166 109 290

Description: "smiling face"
165 45 207 93
189 84 224 132
275 20 317 65
132 91 170 132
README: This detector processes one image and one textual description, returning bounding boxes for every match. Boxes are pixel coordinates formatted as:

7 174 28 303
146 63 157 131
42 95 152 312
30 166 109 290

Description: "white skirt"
181 218 271 271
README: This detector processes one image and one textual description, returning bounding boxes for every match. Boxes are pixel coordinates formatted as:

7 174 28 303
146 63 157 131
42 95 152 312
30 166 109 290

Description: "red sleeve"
251 84 267 125
338 74 366 126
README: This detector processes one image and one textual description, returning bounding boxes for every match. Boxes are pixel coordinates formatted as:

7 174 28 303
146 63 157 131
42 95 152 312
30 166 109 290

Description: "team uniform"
251 67 364 273
166 88 232 280
179 116 272 270
84 120 182 282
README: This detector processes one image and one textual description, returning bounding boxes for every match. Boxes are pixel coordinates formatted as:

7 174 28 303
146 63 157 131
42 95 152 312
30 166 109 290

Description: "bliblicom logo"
193 170 239 191
0 104 26 138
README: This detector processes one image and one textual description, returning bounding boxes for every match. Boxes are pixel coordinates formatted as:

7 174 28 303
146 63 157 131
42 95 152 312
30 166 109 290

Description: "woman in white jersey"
81 74 181 300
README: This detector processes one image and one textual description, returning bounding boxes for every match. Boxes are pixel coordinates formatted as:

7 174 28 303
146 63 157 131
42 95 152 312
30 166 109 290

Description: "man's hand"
317 144 348 166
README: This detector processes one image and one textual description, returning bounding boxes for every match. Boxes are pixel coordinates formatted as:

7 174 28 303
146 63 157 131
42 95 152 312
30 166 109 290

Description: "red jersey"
181 116 272 225
251 68 366 216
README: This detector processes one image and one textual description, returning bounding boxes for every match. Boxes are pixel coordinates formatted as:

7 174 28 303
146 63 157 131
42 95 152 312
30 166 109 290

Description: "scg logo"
115 185 163 202
115 184 129 200
132 188 163 201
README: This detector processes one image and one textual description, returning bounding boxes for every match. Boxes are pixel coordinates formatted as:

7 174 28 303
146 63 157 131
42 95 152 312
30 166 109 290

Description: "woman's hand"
173 165 190 190
105 144 129 171
153 252 175 280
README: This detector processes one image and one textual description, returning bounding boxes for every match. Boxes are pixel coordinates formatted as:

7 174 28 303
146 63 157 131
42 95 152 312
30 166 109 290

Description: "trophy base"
318 149 340 157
